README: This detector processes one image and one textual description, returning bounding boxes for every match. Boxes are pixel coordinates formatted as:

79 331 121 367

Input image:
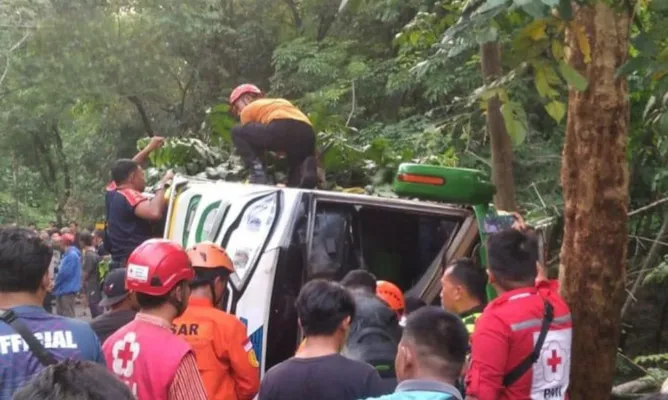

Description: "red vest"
103 319 191 400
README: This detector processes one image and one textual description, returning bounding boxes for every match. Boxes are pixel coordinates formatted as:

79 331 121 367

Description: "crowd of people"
2 220 666 399
1 84 667 400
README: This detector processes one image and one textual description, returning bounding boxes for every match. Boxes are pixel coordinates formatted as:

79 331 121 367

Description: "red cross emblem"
547 349 562 373
117 341 135 369
112 332 141 378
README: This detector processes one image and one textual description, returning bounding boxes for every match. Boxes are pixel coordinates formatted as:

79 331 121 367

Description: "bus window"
307 202 460 293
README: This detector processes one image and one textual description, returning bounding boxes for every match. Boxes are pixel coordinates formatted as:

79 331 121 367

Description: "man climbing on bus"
173 242 260 400
228 84 318 188
105 136 173 269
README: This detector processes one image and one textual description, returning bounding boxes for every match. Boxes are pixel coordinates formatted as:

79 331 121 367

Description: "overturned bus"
160 163 545 376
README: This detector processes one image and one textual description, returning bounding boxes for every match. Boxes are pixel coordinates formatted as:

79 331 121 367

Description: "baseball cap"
98 268 130 308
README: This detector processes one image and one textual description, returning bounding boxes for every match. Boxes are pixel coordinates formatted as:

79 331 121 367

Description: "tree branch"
283 0 303 32
127 95 155 137
621 212 668 319
628 196 668 217
0 30 32 88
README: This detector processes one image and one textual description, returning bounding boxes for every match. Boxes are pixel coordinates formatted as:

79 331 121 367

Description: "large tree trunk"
480 41 517 211
559 3 631 399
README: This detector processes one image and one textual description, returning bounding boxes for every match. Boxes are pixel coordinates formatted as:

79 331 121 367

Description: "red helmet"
229 84 262 105
125 239 195 296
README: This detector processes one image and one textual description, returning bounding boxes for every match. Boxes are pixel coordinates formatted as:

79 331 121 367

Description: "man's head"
92 230 104 247
12 360 135 400
229 84 263 116
441 257 488 314
99 269 137 311
79 231 93 249
69 221 78 234
340 269 377 294
127 239 195 319
60 234 75 252
296 279 356 347
111 159 145 191
0 227 53 300
395 306 468 383
487 229 539 292
187 242 235 306
27 223 36 232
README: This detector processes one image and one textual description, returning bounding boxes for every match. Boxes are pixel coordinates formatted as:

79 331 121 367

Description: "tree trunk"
559 3 631 399
480 41 517 211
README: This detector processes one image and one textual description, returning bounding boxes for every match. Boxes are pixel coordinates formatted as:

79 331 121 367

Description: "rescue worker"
340 270 402 393
376 280 405 320
228 84 318 188
105 136 173 269
102 239 207 400
440 258 487 335
465 229 572 400
173 242 260 400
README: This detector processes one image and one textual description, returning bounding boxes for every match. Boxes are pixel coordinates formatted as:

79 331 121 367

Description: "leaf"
475 26 499 44
571 23 591 63
551 40 564 60
545 100 566 123
500 102 528 146
649 0 668 11
558 61 588 91
659 112 668 133
643 95 657 121
615 56 647 78
520 20 548 41
534 63 560 98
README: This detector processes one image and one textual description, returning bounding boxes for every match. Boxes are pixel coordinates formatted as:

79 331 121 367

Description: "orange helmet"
376 280 405 313
186 241 234 273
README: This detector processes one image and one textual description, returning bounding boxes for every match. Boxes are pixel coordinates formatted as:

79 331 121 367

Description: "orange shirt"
240 98 312 126
172 297 260 400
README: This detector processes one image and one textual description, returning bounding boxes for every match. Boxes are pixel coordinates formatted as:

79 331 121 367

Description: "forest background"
1 0 668 397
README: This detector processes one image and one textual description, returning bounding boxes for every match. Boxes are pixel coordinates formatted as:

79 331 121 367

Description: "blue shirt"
364 379 462 400
0 305 105 397
53 246 81 296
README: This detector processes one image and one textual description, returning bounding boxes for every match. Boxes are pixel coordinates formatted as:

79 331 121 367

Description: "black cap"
98 268 129 308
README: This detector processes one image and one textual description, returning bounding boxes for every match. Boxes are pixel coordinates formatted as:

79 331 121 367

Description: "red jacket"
466 281 572 400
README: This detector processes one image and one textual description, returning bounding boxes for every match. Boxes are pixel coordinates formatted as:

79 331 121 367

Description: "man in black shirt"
341 270 402 391
104 137 172 269
259 280 387 400
89 268 138 344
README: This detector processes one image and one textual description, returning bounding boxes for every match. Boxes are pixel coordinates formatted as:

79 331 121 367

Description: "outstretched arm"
133 136 165 165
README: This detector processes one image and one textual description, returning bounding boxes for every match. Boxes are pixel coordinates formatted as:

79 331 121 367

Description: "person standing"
102 239 207 400
53 234 82 318
173 242 260 400
259 280 386 400
0 227 104 398
362 307 468 400
440 258 488 334
465 229 572 400
81 231 102 318
89 268 138 343
105 136 172 270
340 270 402 392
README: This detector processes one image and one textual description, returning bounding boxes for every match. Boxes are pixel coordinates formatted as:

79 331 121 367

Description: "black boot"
248 160 269 185
299 156 318 189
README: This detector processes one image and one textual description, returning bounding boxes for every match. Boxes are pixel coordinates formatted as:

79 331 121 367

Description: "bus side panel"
233 248 280 376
